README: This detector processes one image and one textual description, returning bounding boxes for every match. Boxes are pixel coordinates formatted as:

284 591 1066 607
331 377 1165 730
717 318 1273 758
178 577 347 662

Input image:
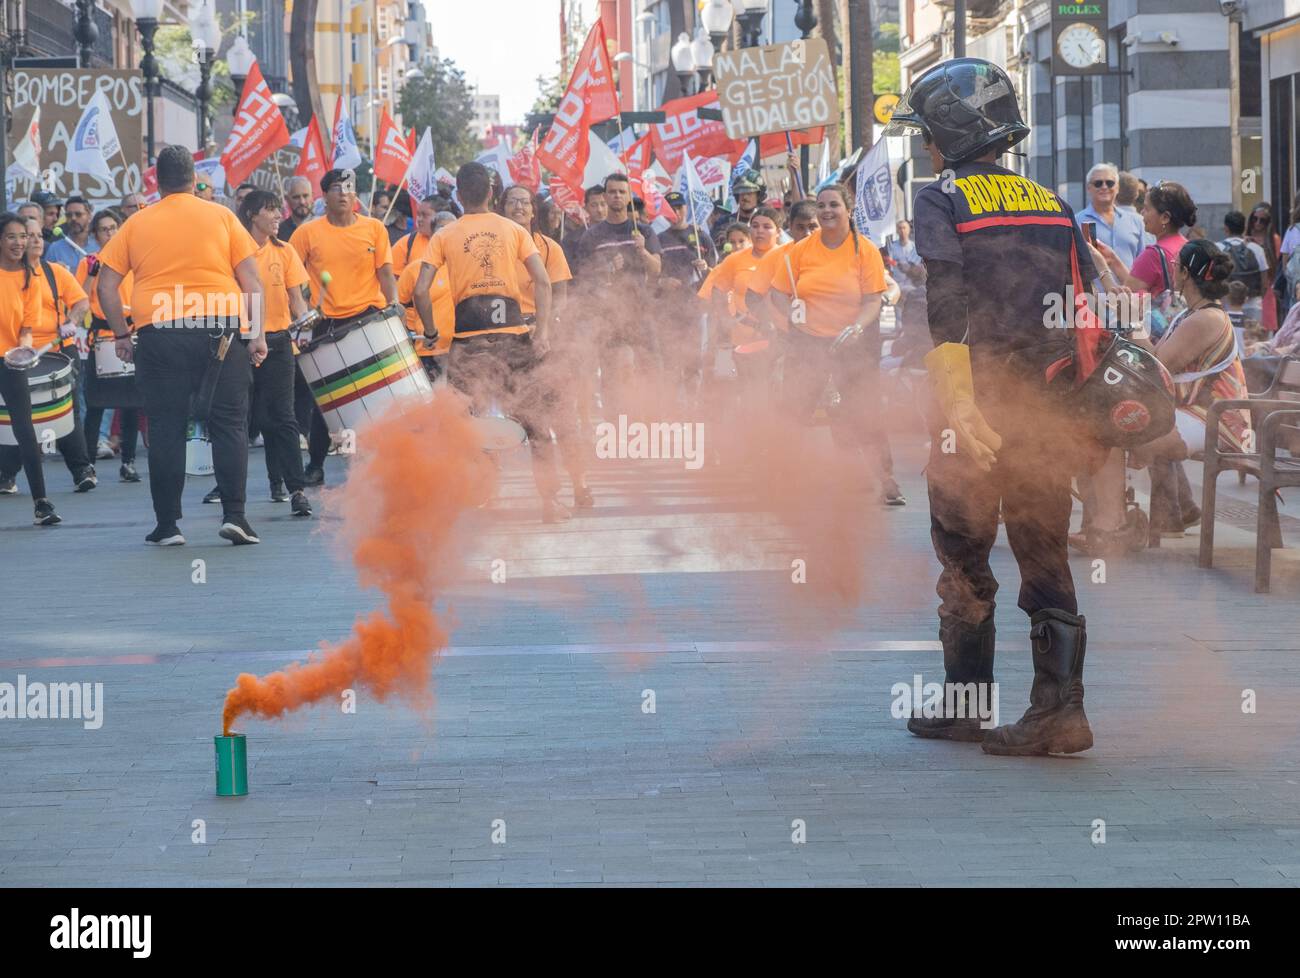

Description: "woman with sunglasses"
1246 203 1282 332
1092 180 1197 295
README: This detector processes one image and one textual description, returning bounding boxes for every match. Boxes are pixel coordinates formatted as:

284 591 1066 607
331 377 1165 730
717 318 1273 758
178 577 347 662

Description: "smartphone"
1082 221 1097 246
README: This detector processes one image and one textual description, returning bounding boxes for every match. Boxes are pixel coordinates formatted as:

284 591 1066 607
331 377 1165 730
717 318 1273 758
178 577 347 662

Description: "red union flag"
293 115 329 199
538 20 618 191
507 128 541 192
651 91 735 173
373 105 412 186
220 60 290 187
549 178 587 226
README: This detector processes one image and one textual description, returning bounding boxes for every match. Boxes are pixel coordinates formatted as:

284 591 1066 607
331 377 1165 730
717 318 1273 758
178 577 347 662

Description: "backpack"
1222 238 1262 296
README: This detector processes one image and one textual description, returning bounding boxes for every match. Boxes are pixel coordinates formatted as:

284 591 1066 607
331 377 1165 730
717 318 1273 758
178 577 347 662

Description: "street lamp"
691 26 715 88
700 0 733 53
131 0 164 165
226 34 255 115
793 1 819 191
671 33 696 95
734 0 767 48
190 0 220 149
74 0 99 68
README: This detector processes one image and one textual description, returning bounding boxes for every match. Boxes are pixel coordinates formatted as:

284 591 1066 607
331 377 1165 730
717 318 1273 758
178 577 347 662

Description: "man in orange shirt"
413 162 567 521
290 167 398 485
97 145 267 547
0 218 96 493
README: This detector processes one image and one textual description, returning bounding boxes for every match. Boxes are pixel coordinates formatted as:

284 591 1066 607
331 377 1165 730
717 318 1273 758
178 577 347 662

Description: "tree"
398 58 482 171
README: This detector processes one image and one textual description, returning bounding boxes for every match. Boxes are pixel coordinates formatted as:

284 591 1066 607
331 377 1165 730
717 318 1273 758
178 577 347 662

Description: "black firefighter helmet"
1047 334 1177 449
884 58 1030 165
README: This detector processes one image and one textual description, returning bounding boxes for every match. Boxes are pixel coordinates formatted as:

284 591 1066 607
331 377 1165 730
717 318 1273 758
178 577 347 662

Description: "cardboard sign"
7 69 145 207
713 39 838 140
246 145 302 196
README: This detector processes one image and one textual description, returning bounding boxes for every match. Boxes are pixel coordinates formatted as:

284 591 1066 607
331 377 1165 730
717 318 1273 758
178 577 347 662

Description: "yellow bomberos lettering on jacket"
954 174 1062 216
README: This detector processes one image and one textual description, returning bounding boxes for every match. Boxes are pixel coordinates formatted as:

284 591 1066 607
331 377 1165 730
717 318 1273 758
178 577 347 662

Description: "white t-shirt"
1281 224 1300 256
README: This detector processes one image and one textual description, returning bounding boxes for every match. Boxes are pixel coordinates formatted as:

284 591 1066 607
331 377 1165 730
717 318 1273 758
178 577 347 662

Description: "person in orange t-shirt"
414 162 568 522
391 197 437 276
699 208 782 347
235 189 314 516
767 183 903 505
0 211 61 523
396 213 454 380
96 145 266 546
500 184 592 510
289 167 399 485
77 209 141 483
0 218 96 493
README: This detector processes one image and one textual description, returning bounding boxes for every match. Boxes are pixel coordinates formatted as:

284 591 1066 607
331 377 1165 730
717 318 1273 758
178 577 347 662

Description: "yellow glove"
924 342 1003 472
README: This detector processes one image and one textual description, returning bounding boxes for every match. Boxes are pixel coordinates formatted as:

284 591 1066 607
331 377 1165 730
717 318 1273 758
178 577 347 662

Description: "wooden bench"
1198 358 1300 592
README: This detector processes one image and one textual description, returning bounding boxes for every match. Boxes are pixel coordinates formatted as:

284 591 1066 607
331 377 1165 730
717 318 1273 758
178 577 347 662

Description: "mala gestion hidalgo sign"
713 38 838 141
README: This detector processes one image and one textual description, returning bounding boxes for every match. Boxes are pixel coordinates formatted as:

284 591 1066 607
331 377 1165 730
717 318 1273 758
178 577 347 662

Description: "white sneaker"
96 439 115 460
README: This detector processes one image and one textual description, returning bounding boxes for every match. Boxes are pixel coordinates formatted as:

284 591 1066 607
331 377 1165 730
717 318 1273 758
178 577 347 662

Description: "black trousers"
0 362 47 499
252 331 306 492
134 325 251 522
0 357 90 482
83 406 140 464
782 327 894 477
926 404 1077 626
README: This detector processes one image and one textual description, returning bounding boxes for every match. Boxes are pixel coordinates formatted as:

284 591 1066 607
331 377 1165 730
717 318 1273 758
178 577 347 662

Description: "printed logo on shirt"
952 173 1062 217
462 231 507 290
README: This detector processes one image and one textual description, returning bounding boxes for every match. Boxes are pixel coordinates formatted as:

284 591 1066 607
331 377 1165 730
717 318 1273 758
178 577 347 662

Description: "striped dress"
1164 306 1252 452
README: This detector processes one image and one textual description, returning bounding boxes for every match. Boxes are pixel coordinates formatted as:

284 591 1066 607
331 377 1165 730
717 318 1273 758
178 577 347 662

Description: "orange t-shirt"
96 192 258 330
520 232 571 316
768 229 886 338
29 261 87 349
289 215 393 319
397 261 453 357
420 211 539 337
251 239 310 333
0 267 40 354
77 257 133 323
391 231 431 276
747 241 792 298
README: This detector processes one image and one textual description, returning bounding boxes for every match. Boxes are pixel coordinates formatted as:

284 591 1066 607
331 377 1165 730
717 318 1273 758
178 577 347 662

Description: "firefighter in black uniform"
886 59 1098 755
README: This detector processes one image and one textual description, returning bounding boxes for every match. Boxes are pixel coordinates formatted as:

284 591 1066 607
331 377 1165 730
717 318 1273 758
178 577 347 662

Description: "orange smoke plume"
221 392 496 735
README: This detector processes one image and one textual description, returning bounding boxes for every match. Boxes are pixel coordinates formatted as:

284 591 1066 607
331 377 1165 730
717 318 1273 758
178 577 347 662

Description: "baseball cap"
664 191 686 210
31 190 62 208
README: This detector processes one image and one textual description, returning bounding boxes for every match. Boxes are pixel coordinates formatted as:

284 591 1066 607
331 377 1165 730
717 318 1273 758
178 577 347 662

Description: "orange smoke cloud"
221 391 496 735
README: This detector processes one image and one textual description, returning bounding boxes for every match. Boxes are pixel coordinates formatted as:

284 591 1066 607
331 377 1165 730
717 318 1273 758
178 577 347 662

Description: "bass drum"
0 352 75 447
85 323 143 410
296 306 433 436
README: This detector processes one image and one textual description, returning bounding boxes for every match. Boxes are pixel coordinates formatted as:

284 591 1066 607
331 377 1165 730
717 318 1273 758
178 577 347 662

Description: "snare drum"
94 333 135 378
0 352 76 446
296 306 433 435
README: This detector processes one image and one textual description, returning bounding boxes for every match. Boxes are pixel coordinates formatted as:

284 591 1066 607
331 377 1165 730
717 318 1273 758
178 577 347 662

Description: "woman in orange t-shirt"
0 211 60 523
698 207 782 348
237 189 314 515
768 184 904 505
77 209 142 482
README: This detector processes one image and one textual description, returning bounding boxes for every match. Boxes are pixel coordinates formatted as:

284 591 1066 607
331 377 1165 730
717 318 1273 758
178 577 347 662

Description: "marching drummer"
77 210 142 484
237 189 313 517
412 162 568 523
95 145 266 548
289 167 398 487
0 217 97 494
397 211 455 382
0 211 62 525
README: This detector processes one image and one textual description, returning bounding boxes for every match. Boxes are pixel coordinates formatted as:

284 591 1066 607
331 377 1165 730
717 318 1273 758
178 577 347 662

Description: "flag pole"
382 168 410 224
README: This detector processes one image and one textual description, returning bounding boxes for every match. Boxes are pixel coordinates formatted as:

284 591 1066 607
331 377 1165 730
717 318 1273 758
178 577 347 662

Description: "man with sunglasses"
1076 163 1145 269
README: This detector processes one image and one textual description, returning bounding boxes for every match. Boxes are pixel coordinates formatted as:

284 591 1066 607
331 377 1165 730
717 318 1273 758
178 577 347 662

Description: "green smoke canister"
214 734 248 796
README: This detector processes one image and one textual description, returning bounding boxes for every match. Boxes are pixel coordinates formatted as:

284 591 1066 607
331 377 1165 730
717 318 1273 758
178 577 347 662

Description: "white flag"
852 138 895 247
66 92 121 181
582 130 624 189
330 97 363 170
816 134 833 187
676 150 715 231
11 106 41 179
406 129 437 203
475 140 515 190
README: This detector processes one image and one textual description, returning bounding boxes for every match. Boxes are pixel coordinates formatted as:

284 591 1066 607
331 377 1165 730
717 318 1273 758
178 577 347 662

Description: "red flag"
294 115 329 199
538 20 619 192
758 128 823 158
220 61 290 186
507 128 542 193
373 105 412 187
407 127 417 154
549 177 587 227
623 134 652 182
651 91 736 173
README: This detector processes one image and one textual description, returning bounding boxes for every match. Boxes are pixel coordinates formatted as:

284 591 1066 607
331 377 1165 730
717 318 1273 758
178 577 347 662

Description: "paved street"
2 432 1299 887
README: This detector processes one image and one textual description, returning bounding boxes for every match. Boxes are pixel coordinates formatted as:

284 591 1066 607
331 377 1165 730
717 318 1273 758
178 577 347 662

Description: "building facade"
1244 0 1300 225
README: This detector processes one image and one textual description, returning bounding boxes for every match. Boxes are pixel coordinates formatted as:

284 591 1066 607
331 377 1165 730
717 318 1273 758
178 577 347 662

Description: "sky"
429 0 568 126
